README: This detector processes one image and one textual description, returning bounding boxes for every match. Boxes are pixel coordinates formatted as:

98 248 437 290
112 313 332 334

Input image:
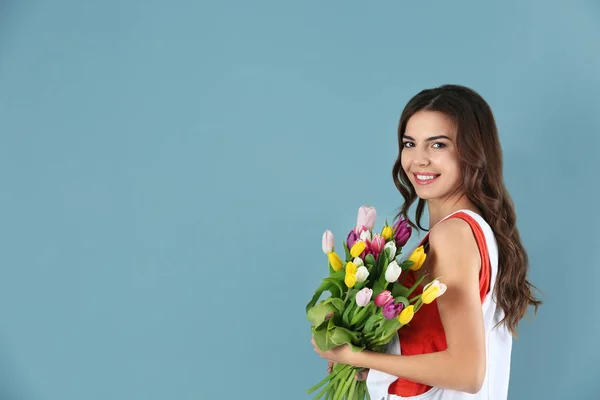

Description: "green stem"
344 289 351 303
409 294 421 303
334 367 356 400
414 298 424 312
347 376 357 400
307 371 335 394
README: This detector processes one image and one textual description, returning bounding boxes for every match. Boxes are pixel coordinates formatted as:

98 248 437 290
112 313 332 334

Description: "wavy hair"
392 84 541 335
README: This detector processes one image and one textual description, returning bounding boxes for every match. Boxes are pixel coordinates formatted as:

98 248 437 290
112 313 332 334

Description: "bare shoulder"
427 217 481 279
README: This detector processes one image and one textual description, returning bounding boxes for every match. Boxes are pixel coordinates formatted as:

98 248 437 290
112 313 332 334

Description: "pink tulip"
357 206 377 231
370 234 386 255
374 290 394 307
322 230 334 254
355 288 373 307
353 225 367 235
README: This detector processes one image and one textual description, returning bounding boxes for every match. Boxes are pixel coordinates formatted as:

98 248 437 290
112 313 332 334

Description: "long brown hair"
392 84 541 336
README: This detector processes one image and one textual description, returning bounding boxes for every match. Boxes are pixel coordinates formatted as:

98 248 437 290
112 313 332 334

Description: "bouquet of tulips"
306 205 447 400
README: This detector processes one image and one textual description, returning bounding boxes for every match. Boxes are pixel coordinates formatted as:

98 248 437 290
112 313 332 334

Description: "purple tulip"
382 302 405 320
346 228 360 250
393 219 412 247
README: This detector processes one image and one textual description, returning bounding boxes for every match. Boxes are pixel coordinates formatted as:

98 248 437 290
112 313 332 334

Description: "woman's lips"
413 173 440 185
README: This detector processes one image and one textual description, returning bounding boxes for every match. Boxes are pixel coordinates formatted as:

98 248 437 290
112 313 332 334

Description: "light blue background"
1 1 599 399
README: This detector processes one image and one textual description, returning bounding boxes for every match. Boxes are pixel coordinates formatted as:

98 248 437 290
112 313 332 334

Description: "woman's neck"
426 194 481 228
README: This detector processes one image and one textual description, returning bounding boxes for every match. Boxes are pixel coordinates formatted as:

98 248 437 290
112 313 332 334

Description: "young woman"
311 84 541 399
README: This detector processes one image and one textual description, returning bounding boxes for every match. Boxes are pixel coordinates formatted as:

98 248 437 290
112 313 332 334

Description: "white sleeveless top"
366 209 512 400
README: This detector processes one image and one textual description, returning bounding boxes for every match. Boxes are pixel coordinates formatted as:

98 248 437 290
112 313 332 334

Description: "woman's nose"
412 149 430 167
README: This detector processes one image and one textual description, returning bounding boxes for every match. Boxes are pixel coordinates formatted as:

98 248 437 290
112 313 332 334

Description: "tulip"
422 280 447 304
398 305 415 324
345 261 358 275
355 288 373 307
322 230 334 254
353 257 364 267
354 225 367 235
346 229 359 250
383 302 404 320
370 234 386 255
359 230 372 243
374 290 394 307
345 273 357 288
384 241 397 259
385 260 402 283
350 240 367 258
381 225 393 240
357 205 377 231
328 252 343 272
355 266 369 283
393 219 412 247
345 262 358 288
408 246 427 271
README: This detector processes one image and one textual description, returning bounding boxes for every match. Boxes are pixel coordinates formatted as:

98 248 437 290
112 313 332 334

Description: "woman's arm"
352 218 486 393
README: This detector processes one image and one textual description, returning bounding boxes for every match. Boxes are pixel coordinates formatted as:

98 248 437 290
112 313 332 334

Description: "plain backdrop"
1 0 599 399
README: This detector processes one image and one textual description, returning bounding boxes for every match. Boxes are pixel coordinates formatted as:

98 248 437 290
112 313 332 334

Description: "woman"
311 84 541 399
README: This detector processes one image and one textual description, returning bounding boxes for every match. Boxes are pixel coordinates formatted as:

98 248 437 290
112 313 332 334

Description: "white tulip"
384 241 397 259
356 266 369 283
385 261 402 283
353 257 364 267
359 230 372 242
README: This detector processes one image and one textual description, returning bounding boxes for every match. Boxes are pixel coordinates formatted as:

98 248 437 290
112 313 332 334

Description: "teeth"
416 175 437 180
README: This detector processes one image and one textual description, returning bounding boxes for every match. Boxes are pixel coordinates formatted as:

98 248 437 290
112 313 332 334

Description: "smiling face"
400 110 462 201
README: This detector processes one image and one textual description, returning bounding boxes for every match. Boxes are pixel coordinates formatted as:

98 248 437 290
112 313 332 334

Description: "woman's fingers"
355 369 369 381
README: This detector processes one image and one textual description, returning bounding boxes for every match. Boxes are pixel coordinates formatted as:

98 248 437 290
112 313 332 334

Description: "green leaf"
391 282 409 298
365 253 376 267
327 297 346 314
330 269 346 279
394 296 409 307
372 280 385 297
343 240 351 262
311 318 332 351
400 259 415 270
323 277 344 298
342 300 355 326
375 251 389 286
364 313 380 332
350 303 372 326
306 301 337 326
306 280 330 312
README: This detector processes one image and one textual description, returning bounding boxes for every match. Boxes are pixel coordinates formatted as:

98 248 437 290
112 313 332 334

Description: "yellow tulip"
422 280 447 304
345 261 357 275
422 285 440 304
328 252 343 272
350 240 366 258
381 225 393 240
345 273 357 288
408 246 427 271
398 305 414 325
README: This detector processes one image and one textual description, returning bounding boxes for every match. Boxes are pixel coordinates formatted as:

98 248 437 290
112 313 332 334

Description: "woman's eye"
432 142 446 149
402 142 414 148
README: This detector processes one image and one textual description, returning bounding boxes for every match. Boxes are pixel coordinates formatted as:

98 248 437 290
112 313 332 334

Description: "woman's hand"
312 338 370 380
311 337 355 365
312 311 369 380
